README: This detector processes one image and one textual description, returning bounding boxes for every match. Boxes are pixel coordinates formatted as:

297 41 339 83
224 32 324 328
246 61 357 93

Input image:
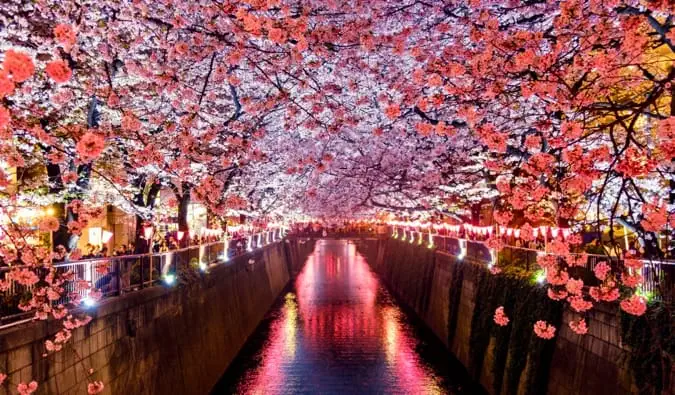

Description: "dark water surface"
212 239 481 395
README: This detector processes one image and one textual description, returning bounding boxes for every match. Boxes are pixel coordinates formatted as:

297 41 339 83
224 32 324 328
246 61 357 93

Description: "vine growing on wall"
447 257 465 345
467 264 563 395
620 302 674 394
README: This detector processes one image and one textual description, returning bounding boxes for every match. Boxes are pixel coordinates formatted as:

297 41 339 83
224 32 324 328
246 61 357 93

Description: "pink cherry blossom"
593 262 611 281
16 381 38 395
87 381 105 394
533 321 556 339
494 306 509 326
569 318 588 335
620 295 647 317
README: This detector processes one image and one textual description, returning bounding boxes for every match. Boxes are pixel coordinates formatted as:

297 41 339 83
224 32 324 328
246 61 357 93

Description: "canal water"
212 239 481 394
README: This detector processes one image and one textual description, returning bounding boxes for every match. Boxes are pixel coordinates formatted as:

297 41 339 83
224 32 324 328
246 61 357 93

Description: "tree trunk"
177 186 191 247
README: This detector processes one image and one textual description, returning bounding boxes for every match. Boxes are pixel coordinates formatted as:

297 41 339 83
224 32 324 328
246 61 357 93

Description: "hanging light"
143 226 154 240
177 231 185 241
101 230 113 244
514 229 521 239
561 228 571 239
551 227 559 238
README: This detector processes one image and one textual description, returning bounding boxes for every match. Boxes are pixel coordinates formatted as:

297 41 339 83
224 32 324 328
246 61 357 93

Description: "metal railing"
394 230 674 304
0 230 284 328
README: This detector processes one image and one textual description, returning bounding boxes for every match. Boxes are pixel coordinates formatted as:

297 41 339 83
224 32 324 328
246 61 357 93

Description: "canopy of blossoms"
0 0 673 393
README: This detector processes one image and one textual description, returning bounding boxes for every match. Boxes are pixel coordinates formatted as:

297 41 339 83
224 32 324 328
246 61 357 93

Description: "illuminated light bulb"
199 262 208 272
163 274 176 285
101 230 113 244
82 297 97 308
535 270 546 284
143 226 154 240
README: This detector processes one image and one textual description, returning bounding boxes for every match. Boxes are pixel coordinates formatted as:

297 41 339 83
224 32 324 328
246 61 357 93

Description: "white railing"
0 229 285 328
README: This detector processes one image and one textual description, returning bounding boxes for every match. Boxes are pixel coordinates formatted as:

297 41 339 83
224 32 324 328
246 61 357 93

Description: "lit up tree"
0 0 673 391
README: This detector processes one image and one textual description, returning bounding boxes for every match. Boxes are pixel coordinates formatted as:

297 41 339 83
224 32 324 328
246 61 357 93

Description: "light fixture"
457 239 467 260
101 230 113 244
163 274 176 285
82 297 97 308
143 226 154 240
199 262 208 272
88 227 102 245
177 231 185 241
535 270 546 284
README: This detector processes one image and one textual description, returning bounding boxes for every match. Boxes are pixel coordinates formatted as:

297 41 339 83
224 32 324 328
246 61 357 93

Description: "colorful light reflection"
231 240 451 394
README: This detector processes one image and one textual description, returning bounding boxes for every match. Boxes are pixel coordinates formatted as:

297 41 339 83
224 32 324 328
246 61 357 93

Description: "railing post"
140 256 145 289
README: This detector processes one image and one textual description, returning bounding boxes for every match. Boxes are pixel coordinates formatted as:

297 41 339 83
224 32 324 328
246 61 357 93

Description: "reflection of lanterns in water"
283 293 298 358
382 307 398 365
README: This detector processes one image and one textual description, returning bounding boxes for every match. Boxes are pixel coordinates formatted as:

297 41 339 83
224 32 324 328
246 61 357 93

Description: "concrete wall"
0 239 315 395
360 238 669 395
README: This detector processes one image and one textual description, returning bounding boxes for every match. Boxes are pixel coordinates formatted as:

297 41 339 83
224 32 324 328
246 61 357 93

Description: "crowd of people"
67 229 259 261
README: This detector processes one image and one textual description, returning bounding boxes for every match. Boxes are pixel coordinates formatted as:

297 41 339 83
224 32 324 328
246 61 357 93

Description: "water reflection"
215 240 477 394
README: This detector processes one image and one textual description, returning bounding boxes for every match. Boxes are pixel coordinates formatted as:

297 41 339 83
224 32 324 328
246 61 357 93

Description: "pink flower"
0 373 6 385
624 258 643 270
593 262 611 281
87 381 104 394
621 272 643 288
569 318 588 335
620 295 647 316
384 104 401 119
547 269 569 285
38 216 60 233
533 320 556 339
53 24 77 49
45 340 62 352
589 284 620 302
494 306 509 326
76 132 105 162
0 106 10 130
489 265 502 275
547 288 568 301
568 295 593 312
17 381 38 395
3 49 35 82
565 278 583 295
0 69 15 98
45 60 73 83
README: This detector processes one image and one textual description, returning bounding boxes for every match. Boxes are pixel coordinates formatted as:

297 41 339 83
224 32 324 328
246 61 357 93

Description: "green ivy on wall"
467 265 563 395
620 301 674 394
447 258 465 345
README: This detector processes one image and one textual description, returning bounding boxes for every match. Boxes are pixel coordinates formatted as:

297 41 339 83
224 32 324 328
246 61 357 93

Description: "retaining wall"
0 239 315 395
358 238 672 395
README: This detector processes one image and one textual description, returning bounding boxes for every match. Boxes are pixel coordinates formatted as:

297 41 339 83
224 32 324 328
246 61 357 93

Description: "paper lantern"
561 228 571 239
101 230 113 244
177 231 185 241
143 226 154 240
88 227 102 245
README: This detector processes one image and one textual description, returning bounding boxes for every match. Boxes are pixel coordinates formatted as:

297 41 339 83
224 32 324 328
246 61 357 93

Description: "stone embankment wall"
0 239 315 395
358 238 672 395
